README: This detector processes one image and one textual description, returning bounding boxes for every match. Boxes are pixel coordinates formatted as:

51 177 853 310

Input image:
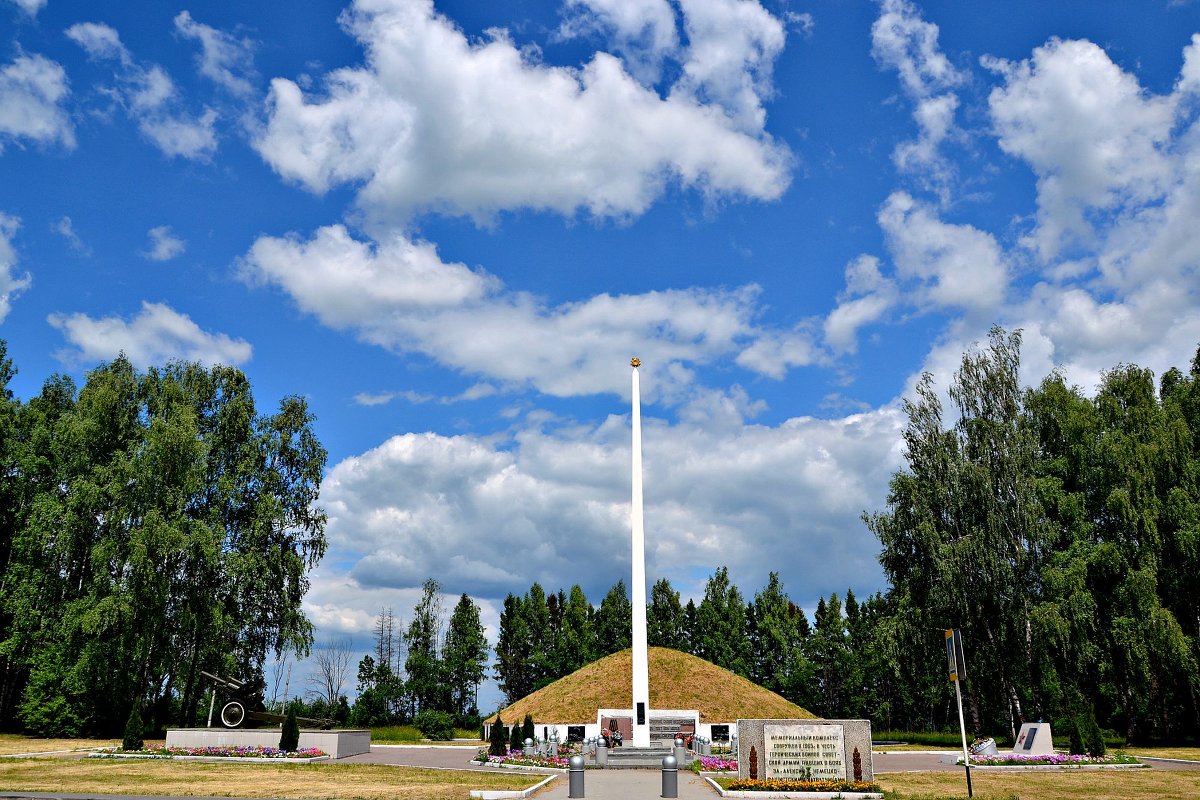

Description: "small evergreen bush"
279 704 301 752
521 713 535 743
509 724 523 752
122 705 144 752
1083 708 1106 756
489 715 507 756
1067 716 1085 755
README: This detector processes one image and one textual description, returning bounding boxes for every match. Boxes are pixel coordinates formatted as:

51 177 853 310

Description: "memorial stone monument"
737 719 873 782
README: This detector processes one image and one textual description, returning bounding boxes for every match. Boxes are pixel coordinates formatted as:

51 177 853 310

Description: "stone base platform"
166 728 371 759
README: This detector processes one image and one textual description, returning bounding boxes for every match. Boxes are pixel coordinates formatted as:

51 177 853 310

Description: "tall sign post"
946 628 972 797
629 358 651 747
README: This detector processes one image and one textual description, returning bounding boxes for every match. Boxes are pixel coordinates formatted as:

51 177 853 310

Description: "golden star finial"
630 357 641 368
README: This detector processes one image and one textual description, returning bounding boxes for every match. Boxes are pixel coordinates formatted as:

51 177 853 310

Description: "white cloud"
173 10 257 97
241 224 790 398
0 53 74 152
877 191 1008 312
560 0 679 84
6 0 47 16
53 216 91 256
318 402 901 605
142 225 186 261
253 0 790 225
984 38 1175 260
671 0 787 132
48 301 252 368
871 0 964 192
0 214 32 323
66 22 219 161
824 255 897 355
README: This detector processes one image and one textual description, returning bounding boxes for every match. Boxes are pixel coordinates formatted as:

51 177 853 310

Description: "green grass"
368 726 482 744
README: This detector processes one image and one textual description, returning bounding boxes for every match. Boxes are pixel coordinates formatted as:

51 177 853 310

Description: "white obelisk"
629 357 651 747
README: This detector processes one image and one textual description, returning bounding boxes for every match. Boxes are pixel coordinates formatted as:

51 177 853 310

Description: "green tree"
647 578 686 650
489 714 507 756
443 593 488 722
279 704 300 752
594 580 632 655
555 585 595 674
1 356 327 736
695 567 749 675
495 593 531 705
404 579 446 715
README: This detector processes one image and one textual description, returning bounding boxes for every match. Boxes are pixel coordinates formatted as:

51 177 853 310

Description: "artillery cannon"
201 670 335 729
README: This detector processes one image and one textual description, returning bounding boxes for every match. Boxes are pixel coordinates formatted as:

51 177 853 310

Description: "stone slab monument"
737 719 873 782
1012 721 1053 756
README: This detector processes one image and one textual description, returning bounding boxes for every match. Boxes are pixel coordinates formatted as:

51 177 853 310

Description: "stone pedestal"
165 728 370 758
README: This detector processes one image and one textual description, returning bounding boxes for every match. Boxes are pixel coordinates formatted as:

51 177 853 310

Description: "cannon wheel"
220 700 247 728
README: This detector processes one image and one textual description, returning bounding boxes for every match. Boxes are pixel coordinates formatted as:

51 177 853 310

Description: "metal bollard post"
524 738 534 755
661 755 678 798
569 754 585 798
674 737 686 765
596 737 608 767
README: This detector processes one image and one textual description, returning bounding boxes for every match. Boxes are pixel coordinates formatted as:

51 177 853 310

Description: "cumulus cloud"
241 224 797 398
318 403 901 605
0 53 74 152
984 38 1175 260
253 0 790 225
0 214 32 323
173 11 257 97
66 22 218 160
871 0 964 191
48 301 252 368
878 191 1007 312
142 225 186 261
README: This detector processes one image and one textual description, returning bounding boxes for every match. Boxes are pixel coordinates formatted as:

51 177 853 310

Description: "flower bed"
105 745 326 759
964 752 1140 767
723 778 882 793
694 755 738 772
474 749 569 769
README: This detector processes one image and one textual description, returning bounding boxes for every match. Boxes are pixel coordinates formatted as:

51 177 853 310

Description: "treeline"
495 330 1200 743
492 570 887 724
0 346 328 737
347 578 488 732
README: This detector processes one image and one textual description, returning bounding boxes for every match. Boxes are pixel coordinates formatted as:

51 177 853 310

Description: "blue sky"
4 0 1200 707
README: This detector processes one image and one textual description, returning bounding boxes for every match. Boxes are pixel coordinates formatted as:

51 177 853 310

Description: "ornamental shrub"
279 704 301 752
1066 716 1085 755
489 716 508 756
414 709 454 740
1083 708 1106 756
521 713 535 743
122 705 144 751
509 724 523 752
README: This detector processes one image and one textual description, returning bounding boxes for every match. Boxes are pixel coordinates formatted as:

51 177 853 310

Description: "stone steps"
601 746 688 769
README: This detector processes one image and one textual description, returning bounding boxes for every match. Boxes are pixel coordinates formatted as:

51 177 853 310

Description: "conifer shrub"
1067 716 1086 755
522 713 535 742
489 716 507 756
122 705 144 752
279 704 301 752
1083 708 1106 756
509 724 523 752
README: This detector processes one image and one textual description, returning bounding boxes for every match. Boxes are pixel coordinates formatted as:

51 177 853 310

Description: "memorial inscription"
764 724 846 780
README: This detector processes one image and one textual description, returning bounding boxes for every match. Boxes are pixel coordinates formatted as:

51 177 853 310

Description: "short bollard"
596 738 608 767
661 755 678 798
674 737 686 765
568 754 585 798
524 738 534 755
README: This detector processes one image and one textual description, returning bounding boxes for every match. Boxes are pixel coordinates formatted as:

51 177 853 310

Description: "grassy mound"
487 647 813 723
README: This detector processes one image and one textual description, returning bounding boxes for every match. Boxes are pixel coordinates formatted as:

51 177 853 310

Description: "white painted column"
630 358 651 747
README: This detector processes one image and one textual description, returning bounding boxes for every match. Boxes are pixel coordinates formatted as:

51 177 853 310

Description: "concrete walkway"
522 769 716 799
